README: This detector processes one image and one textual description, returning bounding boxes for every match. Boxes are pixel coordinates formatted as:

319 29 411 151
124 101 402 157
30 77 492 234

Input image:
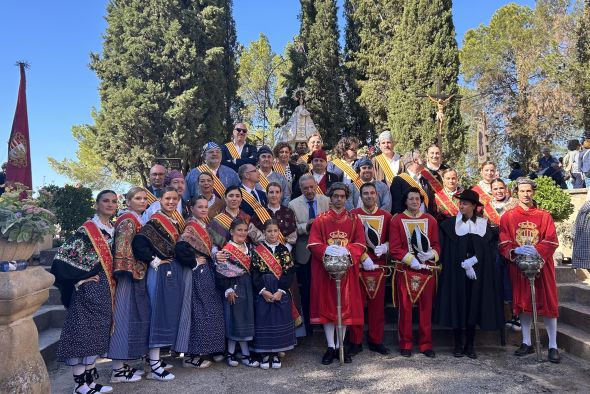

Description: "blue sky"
0 0 535 189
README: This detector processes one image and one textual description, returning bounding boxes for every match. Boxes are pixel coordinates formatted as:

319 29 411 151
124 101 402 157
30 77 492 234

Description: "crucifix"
416 79 462 146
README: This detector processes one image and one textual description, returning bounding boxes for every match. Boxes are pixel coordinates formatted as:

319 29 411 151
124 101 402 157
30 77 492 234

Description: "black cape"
435 216 503 330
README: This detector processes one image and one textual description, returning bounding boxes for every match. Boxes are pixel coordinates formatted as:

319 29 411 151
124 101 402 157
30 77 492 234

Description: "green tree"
387 0 464 162
344 0 403 134
237 33 287 146
88 0 238 185
461 1 578 170
38 184 95 240
576 0 590 138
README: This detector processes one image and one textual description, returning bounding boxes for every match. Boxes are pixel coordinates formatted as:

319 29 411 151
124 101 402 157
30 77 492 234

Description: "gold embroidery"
515 221 539 246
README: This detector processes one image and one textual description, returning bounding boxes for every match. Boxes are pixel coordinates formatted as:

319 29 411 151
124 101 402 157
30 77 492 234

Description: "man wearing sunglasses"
221 123 258 172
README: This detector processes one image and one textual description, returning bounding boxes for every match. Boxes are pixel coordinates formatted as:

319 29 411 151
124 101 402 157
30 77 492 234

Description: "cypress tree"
89 0 237 184
577 0 590 138
387 0 464 162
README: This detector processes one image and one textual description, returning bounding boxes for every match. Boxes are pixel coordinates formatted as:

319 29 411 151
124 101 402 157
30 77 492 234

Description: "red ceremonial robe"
499 205 559 317
308 209 366 325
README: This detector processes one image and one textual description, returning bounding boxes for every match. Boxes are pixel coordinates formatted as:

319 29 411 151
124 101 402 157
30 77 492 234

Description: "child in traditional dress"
51 190 118 394
215 218 259 368
175 195 226 368
251 219 296 369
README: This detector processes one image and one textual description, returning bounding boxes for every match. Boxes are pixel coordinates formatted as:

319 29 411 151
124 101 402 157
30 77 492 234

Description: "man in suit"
238 163 267 218
288 174 330 335
221 123 258 172
147 164 167 198
390 151 436 215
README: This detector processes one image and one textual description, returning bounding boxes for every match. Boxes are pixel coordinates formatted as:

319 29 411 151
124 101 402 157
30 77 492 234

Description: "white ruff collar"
455 213 487 237
92 215 114 237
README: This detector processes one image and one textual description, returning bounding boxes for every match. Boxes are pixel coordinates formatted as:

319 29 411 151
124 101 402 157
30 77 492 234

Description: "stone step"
555 266 577 284
33 305 65 333
559 302 590 334
39 328 61 364
43 286 61 306
537 322 590 361
559 283 590 304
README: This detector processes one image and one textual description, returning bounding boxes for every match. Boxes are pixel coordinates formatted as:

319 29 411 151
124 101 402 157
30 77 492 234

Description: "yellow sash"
399 173 429 207
146 189 158 205
214 212 234 230
258 170 270 190
197 164 226 197
375 154 395 184
273 162 287 178
240 188 272 225
332 158 359 182
225 142 240 160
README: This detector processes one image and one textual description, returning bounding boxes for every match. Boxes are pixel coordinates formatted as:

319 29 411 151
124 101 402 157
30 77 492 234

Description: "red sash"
115 212 142 232
360 270 385 300
420 168 443 192
224 242 251 272
81 221 115 305
151 212 180 241
434 190 459 217
254 244 283 279
472 185 501 225
185 220 212 254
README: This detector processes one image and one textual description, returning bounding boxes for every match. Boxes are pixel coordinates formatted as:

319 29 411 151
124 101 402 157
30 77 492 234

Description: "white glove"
417 250 435 263
150 257 161 270
374 244 388 257
362 257 377 271
224 288 235 298
465 266 477 280
461 256 478 269
410 258 422 270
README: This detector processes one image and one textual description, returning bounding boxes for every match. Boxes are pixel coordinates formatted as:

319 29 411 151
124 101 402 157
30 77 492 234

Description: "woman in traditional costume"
436 190 503 359
251 220 296 369
51 190 118 394
108 187 149 384
433 167 462 222
132 187 183 381
215 218 259 368
174 195 225 368
208 185 250 249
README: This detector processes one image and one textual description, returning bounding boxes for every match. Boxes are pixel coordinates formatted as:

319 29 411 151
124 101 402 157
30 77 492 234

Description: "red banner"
6 63 32 189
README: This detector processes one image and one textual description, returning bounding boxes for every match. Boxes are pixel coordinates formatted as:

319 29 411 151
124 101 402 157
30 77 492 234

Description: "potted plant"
0 184 56 263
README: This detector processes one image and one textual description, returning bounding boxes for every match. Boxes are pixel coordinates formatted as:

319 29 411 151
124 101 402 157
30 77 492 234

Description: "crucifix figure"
417 79 462 146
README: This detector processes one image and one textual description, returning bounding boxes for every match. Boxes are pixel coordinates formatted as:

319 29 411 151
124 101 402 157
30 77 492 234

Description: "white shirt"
478 180 492 195
242 184 261 201
312 172 325 184
206 194 216 208
406 170 426 213
384 153 401 175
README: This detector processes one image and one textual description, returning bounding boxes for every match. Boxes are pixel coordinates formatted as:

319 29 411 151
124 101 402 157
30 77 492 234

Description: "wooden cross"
416 80 462 146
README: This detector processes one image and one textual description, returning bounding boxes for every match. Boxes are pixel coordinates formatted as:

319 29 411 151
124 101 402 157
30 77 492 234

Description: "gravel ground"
48 335 590 393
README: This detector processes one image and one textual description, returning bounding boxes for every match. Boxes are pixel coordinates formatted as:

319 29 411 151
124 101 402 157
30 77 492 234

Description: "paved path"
48 339 590 393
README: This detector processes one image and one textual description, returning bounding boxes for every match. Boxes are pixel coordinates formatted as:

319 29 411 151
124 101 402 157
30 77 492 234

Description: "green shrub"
510 176 574 222
38 185 94 239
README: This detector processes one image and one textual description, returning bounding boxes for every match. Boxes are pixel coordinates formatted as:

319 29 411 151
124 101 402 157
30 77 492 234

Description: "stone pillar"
0 267 54 393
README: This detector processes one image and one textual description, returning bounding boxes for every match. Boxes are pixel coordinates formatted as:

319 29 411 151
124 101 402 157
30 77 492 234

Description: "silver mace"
516 249 545 363
323 253 352 365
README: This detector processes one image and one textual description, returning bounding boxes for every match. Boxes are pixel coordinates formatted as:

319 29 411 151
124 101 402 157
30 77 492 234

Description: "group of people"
52 124 565 394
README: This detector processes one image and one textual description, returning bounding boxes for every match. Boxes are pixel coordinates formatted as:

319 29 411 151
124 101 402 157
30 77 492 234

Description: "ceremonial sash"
254 244 283 279
420 168 443 192
258 170 270 190
375 154 395 184
434 190 459 217
273 162 287 178
471 185 501 225
185 220 212 254
332 158 359 183
225 142 240 160
353 176 364 191
241 187 272 225
115 212 142 232
224 242 251 272
315 185 324 195
81 221 115 307
213 212 234 231
151 212 180 241
171 208 186 232
399 173 429 207
146 189 158 206
360 269 385 300
254 244 302 325
197 164 226 197
299 153 309 163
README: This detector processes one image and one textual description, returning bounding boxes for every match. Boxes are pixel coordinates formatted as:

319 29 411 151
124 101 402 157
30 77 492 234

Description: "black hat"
457 189 483 207
257 145 273 160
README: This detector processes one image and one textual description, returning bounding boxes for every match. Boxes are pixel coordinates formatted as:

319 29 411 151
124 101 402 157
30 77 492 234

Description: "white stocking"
111 360 124 370
323 323 335 348
520 313 532 346
227 340 237 355
239 341 250 356
148 348 165 374
544 317 558 349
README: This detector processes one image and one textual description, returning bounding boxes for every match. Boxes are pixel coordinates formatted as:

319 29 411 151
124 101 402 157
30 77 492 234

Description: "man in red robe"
308 182 366 365
499 177 561 363
349 183 392 355
389 187 440 358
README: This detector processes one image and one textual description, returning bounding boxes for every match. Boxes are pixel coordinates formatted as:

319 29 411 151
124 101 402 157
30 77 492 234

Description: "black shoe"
422 349 436 358
514 343 535 357
344 349 352 363
453 345 464 358
368 343 391 355
463 346 477 359
548 348 561 364
322 347 335 365
347 343 363 356
400 349 412 357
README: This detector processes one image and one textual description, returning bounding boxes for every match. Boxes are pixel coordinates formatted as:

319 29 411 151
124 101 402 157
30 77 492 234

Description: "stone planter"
0 238 37 261
0 267 54 393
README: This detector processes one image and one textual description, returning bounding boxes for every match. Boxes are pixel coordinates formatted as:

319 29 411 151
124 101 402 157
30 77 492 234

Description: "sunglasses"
235 127 248 134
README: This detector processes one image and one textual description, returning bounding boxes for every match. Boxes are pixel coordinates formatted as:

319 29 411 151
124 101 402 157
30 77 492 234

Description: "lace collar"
455 213 487 237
